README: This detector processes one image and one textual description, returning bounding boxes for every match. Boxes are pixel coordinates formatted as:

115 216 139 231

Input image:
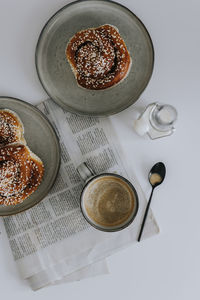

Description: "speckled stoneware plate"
0 97 60 216
35 0 154 116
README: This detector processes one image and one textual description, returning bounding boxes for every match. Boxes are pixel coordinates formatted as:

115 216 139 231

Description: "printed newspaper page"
3 99 159 290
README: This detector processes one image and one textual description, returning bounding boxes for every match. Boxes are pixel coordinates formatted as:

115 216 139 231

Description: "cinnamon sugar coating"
66 24 131 90
0 144 44 206
0 110 24 146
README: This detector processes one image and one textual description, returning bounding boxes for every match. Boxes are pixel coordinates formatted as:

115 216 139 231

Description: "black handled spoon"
138 162 166 242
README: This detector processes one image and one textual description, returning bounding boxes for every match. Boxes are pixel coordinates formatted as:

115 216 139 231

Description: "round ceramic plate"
35 0 154 116
0 97 60 216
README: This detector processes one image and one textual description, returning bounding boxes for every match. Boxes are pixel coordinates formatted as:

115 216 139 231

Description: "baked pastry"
0 108 45 206
66 24 131 90
0 109 26 147
0 143 44 206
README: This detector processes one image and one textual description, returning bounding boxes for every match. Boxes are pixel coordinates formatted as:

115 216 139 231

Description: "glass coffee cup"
77 163 139 232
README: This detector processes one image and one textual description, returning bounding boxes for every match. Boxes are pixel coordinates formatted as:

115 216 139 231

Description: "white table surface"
0 0 200 298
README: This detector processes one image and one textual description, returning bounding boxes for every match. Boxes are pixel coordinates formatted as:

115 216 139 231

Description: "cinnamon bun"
66 24 131 90
0 109 25 147
0 144 44 206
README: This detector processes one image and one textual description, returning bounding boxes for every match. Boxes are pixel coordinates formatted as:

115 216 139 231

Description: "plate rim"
0 96 61 216
35 0 155 116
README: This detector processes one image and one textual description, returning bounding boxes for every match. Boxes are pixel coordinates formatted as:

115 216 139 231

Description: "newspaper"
2 99 159 290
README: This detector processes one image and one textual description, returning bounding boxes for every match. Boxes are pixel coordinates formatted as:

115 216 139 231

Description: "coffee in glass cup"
77 163 139 232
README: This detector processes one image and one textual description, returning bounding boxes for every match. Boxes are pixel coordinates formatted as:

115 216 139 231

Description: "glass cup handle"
77 162 95 182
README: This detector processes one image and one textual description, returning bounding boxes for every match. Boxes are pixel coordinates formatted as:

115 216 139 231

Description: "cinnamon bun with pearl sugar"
0 109 26 146
66 24 132 90
0 144 44 206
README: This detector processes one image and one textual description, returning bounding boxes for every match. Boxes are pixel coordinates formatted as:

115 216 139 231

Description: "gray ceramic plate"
0 97 60 216
35 0 154 116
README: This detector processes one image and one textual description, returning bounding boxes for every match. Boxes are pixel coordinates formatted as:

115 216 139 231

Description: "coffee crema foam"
83 176 135 227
